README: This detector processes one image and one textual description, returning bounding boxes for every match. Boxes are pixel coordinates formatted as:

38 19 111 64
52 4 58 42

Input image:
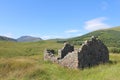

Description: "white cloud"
65 29 80 33
41 36 51 40
32 29 81 40
76 33 83 36
84 17 110 31
27 34 63 40
41 35 63 40
3 33 14 38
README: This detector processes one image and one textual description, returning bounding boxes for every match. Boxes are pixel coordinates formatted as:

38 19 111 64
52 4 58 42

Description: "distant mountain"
67 26 120 47
17 36 42 42
0 36 16 42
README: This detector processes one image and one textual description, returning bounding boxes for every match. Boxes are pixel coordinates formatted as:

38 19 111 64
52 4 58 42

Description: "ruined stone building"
44 36 109 69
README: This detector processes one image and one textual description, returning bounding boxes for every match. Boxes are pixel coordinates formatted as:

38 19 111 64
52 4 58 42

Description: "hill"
67 26 120 47
17 36 42 42
109 26 120 31
0 36 16 42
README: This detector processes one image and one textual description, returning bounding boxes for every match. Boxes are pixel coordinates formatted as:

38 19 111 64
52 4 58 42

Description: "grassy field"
0 41 120 80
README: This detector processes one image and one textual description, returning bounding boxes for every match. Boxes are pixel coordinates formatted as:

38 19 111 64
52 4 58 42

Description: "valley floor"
0 41 120 80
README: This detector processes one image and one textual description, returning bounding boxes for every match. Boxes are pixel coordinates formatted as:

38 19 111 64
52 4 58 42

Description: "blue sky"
0 0 120 39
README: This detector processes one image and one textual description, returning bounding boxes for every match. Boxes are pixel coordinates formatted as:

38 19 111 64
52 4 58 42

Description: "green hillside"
68 26 120 47
0 41 120 80
109 26 120 31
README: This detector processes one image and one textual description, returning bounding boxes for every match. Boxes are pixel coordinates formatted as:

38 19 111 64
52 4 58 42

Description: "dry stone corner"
44 36 109 69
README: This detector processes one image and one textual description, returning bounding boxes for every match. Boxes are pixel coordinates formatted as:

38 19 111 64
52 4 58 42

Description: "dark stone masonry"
44 36 109 69
58 42 74 59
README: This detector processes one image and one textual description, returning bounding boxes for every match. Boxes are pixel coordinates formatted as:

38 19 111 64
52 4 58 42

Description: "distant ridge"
17 36 42 42
0 36 16 42
0 35 42 42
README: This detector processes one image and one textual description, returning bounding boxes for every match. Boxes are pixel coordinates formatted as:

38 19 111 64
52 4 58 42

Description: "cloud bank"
84 17 110 31
65 29 80 33
3 33 14 38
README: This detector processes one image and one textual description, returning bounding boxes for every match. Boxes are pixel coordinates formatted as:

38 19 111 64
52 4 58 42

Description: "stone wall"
44 36 109 69
59 51 78 69
78 36 109 68
58 42 74 59
44 49 57 62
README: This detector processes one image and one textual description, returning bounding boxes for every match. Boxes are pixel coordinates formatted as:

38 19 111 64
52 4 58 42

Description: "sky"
0 0 120 39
